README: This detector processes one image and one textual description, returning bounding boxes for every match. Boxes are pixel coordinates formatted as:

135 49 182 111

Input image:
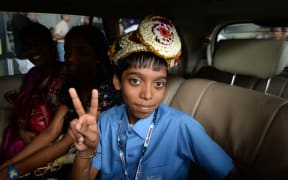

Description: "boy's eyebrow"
126 72 167 80
126 72 142 76
157 76 167 81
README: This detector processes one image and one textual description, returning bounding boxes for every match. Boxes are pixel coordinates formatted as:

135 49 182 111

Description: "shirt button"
127 130 132 135
128 154 134 158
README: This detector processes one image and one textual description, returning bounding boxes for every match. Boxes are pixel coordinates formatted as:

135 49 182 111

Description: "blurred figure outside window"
54 14 70 62
264 27 287 40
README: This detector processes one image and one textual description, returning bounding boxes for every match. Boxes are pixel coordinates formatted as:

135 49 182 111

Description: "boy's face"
114 66 167 123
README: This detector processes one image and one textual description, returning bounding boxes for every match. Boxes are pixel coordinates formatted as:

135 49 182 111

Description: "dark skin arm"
0 105 69 169
0 105 69 179
68 88 99 180
0 133 73 180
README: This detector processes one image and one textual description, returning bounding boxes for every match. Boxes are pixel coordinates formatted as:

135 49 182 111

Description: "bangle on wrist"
76 150 96 159
8 164 19 180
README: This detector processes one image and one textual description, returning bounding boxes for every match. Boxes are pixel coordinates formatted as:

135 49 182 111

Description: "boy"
68 15 238 180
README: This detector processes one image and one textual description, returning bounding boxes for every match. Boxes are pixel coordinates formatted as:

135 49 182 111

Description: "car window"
118 18 140 36
217 23 287 41
0 11 104 77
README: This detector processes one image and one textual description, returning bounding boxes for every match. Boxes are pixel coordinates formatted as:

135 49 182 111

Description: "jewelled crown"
109 15 182 69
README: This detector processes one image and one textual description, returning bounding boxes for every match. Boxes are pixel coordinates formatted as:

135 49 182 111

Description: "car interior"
0 0 288 179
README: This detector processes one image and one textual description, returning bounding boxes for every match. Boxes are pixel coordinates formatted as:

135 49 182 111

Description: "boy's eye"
154 81 166 89
129 78 141 85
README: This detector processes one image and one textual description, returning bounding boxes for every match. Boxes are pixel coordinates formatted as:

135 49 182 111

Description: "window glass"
118 18 140 36
217 23 287 42
0 11 104 77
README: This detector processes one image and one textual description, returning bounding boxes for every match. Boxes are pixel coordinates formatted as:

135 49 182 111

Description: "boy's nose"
140 84 153 100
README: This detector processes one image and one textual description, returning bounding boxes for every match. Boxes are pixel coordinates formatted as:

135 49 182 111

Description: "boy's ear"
113 74 121 90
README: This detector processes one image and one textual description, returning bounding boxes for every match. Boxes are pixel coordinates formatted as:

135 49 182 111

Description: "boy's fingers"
78 123 98 147
69 88 85 116
79 115 97 131
69 119 82 139
89 89 98 118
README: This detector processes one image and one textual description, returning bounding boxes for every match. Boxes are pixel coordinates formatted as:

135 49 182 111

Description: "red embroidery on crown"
174 57 180 66
159 27 170 39
152 17 173 27
152 23 174 46
129 32 141 43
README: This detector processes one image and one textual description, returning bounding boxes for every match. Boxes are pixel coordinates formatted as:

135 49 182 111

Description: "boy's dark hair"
114 52 168 80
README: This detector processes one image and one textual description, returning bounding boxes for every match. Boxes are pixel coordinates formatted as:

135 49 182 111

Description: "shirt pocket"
142 160 169 179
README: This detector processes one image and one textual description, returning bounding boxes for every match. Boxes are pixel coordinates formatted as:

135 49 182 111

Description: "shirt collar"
123 108 156 139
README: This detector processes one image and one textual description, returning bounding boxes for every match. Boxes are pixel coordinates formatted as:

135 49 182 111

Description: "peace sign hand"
68 88 99 152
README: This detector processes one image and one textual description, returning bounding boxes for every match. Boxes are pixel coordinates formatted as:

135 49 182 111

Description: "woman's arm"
0 133 73 179
0 105 68 169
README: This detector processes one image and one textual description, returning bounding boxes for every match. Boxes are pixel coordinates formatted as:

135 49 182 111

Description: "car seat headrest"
213 39 288 79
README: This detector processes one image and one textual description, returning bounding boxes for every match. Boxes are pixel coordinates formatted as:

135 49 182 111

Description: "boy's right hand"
68 88 99 152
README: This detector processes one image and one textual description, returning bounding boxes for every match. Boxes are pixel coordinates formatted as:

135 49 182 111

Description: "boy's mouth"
134 104 155 112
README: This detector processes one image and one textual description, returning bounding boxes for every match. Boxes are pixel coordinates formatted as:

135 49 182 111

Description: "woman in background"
0 25 119 180
0 22 65 163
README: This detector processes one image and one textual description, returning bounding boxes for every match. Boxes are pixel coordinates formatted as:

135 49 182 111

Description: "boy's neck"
128 117 138 125
126 108 158 125
126 109 139 125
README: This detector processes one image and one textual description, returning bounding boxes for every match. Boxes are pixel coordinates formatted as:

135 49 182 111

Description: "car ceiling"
3 0 287 49
2 0 288 21
1 0 288 76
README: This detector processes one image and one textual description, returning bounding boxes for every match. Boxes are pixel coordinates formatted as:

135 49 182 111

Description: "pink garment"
0 125 25 163
0 64 65 164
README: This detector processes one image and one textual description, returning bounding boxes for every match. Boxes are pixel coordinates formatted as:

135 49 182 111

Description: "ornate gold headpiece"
109 15 182 69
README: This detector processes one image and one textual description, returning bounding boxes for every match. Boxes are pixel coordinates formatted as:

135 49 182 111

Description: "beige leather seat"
163 76 288 179
0 75 23 146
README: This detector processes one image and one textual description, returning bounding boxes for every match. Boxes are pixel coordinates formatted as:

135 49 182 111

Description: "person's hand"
19 128 36 144
68 88 99 152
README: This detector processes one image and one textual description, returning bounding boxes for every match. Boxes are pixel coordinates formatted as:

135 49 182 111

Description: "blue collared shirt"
93 104 233 180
